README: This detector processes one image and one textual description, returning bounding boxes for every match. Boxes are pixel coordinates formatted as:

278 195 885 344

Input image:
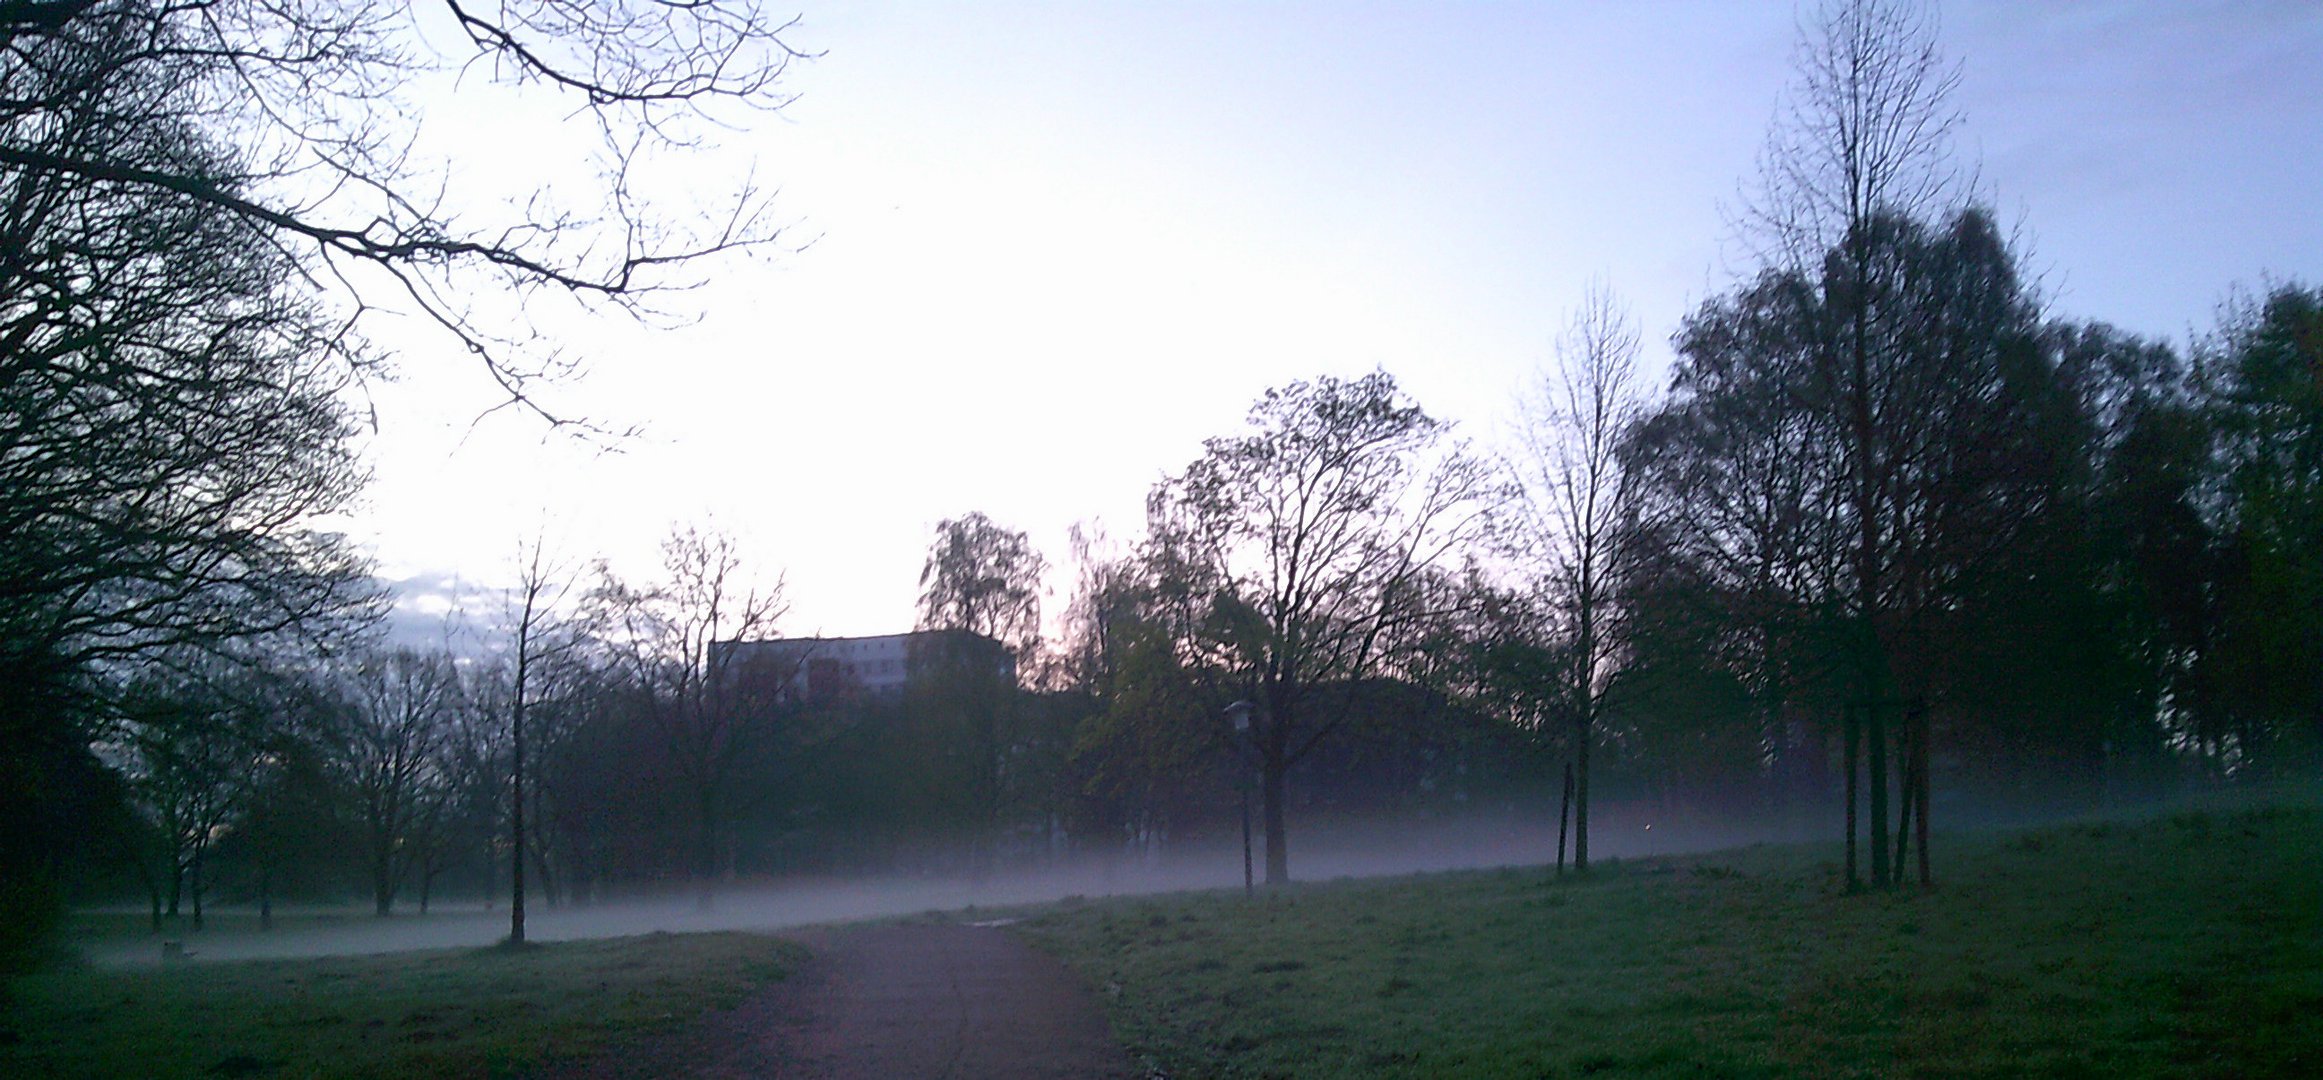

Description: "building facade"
713 629 1015 703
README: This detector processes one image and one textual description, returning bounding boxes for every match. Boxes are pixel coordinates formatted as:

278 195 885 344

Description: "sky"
354 1 2323 644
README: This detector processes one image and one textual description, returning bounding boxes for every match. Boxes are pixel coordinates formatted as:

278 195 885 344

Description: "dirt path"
558 922 1138 1079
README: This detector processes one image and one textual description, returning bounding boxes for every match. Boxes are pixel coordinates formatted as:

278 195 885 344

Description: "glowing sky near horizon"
352 1 2323 642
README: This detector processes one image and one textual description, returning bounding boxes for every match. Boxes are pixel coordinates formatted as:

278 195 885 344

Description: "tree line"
2 0 805 963
60 245 2320 925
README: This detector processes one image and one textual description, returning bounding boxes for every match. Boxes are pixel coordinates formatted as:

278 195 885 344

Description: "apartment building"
713 628 1015 703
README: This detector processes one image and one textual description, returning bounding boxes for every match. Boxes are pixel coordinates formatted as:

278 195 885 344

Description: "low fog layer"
89 806 1767 967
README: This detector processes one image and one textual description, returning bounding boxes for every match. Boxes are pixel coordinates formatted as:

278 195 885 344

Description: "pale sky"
354 1 2323 643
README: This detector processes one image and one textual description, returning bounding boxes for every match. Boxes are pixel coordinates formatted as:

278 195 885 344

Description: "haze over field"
81 806 1755 966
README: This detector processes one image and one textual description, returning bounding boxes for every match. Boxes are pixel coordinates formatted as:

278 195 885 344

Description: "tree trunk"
1574 712 1592 872
1261 760 1289 886
136 854 163 933
533 837 561 909
1240 784 1253 896
1846 227 1892 892
1557 760 1573 876
1575 575 1597 874
190 846 205 931
696 788 719 910
1844 704 1860 891
1893 718 1915 886
373 851 394 916
1914 703 1932 888
1868 698 1890 889
511 634 529 945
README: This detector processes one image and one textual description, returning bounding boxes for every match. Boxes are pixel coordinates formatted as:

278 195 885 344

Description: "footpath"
559 922 1139 1079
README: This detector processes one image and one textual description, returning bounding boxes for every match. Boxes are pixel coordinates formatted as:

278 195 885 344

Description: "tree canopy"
0 0 808 412
1146 371 1501 883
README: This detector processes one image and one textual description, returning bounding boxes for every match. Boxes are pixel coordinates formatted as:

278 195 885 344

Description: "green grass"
1018 804 2323 1078
0 931 801 1079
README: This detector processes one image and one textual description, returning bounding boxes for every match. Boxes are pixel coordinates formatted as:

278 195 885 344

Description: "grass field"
7 800 2314 1079
64 908 385 938
0 931 799 1079
1018 803 2323 1078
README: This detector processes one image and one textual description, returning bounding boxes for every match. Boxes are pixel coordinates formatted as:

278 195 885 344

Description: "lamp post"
1225 699 1255 896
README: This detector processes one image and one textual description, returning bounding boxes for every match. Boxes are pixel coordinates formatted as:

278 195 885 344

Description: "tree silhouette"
1648 206 2056 888
1737 0 1973 889
0 8 379 955
1147 372 1500 885
502 536 581 942
1 0 811 417
329 648 460 917
590 526 787 903
1512 283 1646 872
918 512 1048 658
2200 283 2323 772
913 512 1046 867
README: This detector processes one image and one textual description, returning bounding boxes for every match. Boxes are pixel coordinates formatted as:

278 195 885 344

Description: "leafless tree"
0 7 382 708
1 8 386 948
113 669 256 929
590 525 786 902
1 0 813 420
1512 282 1646 872
1148 371 1504 885
1741 0 1965 270
331 646 460 916
502 533 581 942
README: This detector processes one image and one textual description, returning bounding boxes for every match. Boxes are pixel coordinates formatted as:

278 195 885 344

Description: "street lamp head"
1225 699 1253 734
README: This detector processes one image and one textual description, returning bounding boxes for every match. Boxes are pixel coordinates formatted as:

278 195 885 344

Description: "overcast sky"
356 1 2323 643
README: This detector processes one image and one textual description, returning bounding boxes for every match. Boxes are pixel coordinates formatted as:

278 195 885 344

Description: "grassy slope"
0 931 800 1079
1019 804 2322 1079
